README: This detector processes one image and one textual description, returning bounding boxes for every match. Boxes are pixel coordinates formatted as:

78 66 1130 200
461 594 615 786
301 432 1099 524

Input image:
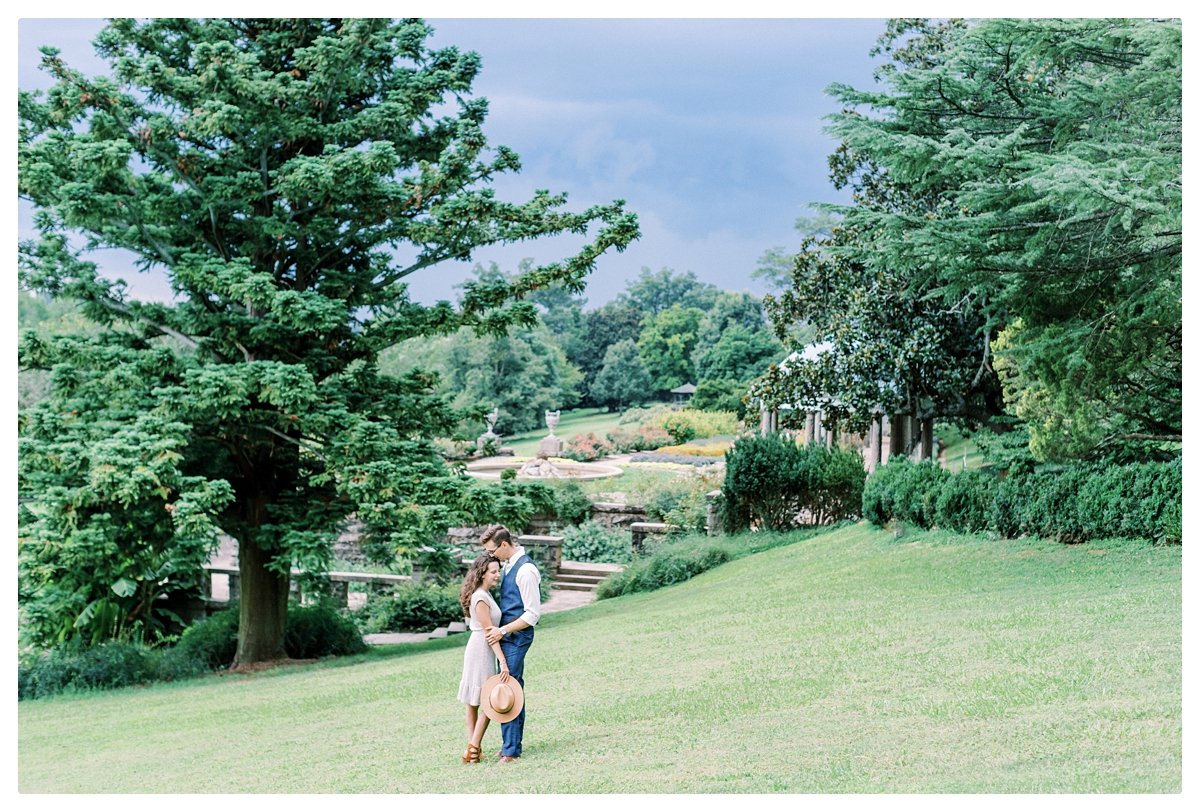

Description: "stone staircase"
552 560 624 592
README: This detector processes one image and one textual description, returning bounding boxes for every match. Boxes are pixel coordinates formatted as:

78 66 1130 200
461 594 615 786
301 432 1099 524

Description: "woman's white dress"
457 588 501 705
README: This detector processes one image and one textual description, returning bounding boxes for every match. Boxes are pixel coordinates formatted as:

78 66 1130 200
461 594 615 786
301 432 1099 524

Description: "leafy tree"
694 324 781 384
17 288 107 409
818 18 1181 459
692 290 769 350
18 19 637 662
616 266 718 316
442 324 582 434
636 304 705 393
589 339 652 411
752 212 839 292
577 300 644 401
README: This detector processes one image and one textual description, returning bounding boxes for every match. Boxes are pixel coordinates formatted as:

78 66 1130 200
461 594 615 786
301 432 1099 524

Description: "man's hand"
486 626 504 645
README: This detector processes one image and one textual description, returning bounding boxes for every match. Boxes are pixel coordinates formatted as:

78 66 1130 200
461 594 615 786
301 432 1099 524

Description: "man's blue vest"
499 553 534 626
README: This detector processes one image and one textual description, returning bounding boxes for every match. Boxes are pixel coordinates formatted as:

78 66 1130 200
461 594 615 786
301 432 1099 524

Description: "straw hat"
480 673 524 723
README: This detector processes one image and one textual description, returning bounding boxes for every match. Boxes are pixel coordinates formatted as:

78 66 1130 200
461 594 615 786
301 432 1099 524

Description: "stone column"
804 411 817 445
918 417 934 462
867 413 884 471
889 414 907 459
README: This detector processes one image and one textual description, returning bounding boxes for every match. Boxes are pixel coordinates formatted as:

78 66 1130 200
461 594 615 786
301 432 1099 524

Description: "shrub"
19 640 161 700
934 469 994 533
354 582 463 634
606 424 673 453
642 468 724 532
285 601 368 659
562 432 614 462
545 480 594 526
596 538 731 599
861 457 905 526
618 406 738 442
869 456 1181 544
562 521 632 564
660 412 697 443
170 605 239 671
650 409 738 442
887 460 950 528
722 434 866 531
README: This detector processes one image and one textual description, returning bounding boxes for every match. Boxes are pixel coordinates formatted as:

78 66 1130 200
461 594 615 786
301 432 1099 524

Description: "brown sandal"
462 742 481 764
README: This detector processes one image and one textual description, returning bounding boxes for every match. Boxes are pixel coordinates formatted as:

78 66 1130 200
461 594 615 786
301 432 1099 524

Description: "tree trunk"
919 417 934 462
889 414 906 458
868 413 884 471
234 537 290 666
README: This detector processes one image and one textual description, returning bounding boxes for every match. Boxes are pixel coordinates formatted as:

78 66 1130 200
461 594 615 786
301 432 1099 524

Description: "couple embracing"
456 525 541 764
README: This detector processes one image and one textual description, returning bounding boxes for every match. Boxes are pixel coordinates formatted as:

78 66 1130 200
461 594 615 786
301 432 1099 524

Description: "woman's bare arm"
473 599 510 676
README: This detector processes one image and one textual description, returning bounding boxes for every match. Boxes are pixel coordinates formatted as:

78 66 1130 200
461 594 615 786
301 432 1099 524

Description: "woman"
457 552 511 763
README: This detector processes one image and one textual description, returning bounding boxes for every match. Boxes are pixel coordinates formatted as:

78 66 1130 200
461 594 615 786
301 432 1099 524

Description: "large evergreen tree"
761 18 1180 460
18 19 637 663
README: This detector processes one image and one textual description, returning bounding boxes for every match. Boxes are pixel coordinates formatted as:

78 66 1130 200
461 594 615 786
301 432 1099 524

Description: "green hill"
18 523 1181 792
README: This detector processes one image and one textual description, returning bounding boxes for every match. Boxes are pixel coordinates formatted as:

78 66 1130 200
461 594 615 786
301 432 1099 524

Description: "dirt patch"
220 658 319 676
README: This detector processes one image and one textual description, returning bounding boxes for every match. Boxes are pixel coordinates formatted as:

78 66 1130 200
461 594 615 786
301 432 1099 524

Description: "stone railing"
202 565 413 609
204 533 563 610
629 522 676 553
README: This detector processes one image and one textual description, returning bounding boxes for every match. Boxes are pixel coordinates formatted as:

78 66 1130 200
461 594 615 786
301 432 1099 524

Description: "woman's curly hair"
459 552 498 619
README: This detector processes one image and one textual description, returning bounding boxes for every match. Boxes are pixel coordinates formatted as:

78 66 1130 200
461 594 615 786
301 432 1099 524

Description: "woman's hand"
498 666 511 683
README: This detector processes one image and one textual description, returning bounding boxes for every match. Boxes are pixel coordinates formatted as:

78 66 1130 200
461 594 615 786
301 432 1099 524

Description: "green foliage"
169 606 240 671
595 538 731 599
810 18 1181 459
562 521 632 565
641 468 723 532
615 266 718 317
636 304 705 393
544 480 594 526
933 469 993 534
18 18 637 664
605 424 673 453
590 339 653 411
865 457 1181 544
284 601 369 659
722 434 866 532
20 598 371 699
578 302 644 402
354 583 463 634
17 398 236 648
19 640 162 700
640 407 738 442
693 324 781 384
689 378 750 417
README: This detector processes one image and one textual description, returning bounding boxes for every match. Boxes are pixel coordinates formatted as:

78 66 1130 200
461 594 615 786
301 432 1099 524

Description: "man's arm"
485 563 541 644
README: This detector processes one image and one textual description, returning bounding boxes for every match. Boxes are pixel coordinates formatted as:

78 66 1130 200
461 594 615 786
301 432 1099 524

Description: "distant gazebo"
670 382 696 406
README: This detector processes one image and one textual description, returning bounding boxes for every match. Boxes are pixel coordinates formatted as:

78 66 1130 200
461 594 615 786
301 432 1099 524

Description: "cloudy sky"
17 16 887 307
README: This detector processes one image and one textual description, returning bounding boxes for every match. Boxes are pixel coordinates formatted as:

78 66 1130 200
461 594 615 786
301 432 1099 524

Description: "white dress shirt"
504 544 542 627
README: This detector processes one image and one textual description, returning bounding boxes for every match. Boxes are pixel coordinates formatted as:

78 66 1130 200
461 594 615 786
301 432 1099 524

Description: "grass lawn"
501 407 627 456
936 423 987 471
18 523 1180 792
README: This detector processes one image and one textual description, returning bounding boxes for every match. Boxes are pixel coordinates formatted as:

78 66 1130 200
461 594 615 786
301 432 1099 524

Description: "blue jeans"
499 627 534 757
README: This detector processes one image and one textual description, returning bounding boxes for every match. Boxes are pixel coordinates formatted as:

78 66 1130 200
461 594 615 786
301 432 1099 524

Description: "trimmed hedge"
722 434 866 532
864 457 1181 543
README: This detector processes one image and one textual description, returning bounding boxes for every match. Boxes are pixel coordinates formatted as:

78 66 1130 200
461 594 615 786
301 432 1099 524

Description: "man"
481 525 540 763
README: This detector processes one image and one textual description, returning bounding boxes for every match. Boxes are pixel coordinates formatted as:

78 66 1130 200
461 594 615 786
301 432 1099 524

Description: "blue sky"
17 17 887 307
